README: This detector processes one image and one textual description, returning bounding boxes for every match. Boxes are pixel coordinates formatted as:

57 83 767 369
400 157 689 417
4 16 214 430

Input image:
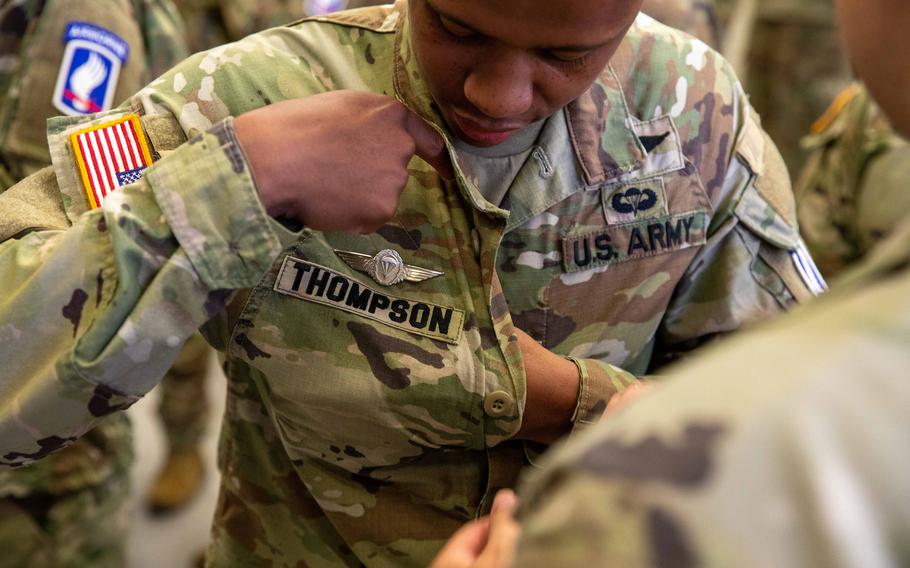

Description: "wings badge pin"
335 249 443 286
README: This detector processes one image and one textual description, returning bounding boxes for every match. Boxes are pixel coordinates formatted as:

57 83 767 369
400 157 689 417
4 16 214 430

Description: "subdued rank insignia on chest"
69 114 153 209
335 249 443 286
273 256 464 344
52 22 129 116
562 210 708 273
602 178 668 224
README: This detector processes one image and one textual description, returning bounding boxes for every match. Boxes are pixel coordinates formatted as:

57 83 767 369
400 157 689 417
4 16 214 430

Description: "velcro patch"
70 114 153 209
602 178 668 224
274 256 464 344
52 22 129 116
563 210 708 273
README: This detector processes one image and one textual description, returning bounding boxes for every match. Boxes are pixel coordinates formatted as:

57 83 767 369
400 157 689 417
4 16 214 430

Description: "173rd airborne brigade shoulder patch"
52 21 128 116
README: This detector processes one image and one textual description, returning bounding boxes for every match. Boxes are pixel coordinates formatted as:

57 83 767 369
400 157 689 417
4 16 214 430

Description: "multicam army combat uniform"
642 0 720 47
1 4 817 566
512 201 910 568
0 0 185 566
177 0 381 52
734 0 853 174
795 84 910 278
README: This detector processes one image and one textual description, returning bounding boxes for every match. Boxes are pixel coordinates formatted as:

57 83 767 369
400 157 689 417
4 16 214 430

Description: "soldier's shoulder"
613 13 739 112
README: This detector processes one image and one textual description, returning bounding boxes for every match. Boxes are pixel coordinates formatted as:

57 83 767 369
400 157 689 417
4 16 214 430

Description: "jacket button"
483 391 514 417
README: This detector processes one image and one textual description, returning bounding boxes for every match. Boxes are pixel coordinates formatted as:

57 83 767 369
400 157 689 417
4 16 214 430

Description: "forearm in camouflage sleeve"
0 115 281 466
566 357 639 430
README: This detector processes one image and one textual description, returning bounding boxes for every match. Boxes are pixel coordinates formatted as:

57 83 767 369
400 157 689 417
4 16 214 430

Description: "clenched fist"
234 90 453 233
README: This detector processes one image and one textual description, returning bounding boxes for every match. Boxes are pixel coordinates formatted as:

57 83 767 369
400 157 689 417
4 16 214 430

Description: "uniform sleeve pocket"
735 182 825 305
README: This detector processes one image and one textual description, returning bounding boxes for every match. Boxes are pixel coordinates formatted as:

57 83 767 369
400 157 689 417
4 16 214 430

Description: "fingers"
605 381 651 415
405 109 455 180
428 517 492 568
477 490 521 568
490 489 518 517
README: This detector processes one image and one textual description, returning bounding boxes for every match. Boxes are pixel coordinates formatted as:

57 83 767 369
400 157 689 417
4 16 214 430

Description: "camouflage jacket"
0 0 186 496
0 4 816 566
513 208 910 568
177 0 384 52
0 0 187 188
641 0 720 47
732 0 853 175
796 83 910 277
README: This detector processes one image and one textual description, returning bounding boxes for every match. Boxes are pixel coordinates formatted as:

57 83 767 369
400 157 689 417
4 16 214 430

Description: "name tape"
274 257 464 344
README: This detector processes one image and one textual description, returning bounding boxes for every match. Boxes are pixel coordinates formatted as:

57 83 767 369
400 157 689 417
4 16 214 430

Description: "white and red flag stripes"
69 114 154 209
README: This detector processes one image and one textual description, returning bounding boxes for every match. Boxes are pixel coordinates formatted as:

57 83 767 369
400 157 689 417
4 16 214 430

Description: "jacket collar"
391 1 648 203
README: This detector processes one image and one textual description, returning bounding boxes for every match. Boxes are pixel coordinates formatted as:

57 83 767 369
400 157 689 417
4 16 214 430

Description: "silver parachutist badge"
334 249 443 286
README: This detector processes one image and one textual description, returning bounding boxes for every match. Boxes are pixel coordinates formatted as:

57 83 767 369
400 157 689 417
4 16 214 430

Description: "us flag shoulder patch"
69 114 153 210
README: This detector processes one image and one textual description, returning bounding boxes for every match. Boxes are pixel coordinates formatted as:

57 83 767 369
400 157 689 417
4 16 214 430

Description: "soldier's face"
835 0 910 137
409 0 643 146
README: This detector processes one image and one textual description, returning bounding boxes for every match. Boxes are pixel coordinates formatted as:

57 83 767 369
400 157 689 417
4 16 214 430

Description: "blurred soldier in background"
641 0 720 47
177 0 380 53
717 0 852 174
795 84 910 277
0 1 190 564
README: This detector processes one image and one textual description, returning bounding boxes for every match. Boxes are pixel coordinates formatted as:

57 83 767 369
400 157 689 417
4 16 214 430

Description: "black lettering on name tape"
275 257 464 344
563 210 707 273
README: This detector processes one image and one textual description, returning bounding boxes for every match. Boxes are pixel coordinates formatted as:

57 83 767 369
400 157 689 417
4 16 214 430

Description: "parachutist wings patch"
335 249 443 286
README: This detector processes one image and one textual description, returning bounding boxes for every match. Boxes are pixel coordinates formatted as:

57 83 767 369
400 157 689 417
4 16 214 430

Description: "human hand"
234 90 453 233
430 490 521 568
605 380 650 414
512 328 580 444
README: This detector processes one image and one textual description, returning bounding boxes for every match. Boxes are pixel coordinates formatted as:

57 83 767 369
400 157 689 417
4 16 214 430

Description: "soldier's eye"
439 15 476 38
544 49 594 69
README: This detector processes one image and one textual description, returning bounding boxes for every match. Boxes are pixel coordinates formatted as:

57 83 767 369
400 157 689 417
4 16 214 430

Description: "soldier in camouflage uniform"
431 1 910 566
795 84 910 278
732 0 853 175
176 0 382 53
0 0 187 565
0 0 821 565
642 0 720 47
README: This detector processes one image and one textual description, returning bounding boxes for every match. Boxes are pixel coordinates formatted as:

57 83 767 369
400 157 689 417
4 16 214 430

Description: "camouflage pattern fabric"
513 211 910 568
158 331 211 451
177 0 383 52
641 0 720 47
0 422 132 568
0 0 188 187
795 83 910 278
0 3 817 566
735 0 853 175
0 1 185 566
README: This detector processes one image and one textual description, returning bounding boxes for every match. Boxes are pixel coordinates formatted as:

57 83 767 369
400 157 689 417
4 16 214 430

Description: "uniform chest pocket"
229 238 482 473
500 168 710 371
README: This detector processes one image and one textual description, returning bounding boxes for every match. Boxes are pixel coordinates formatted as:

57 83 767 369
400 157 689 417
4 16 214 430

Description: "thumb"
405 110 455 180
477 490 521 567
428 517 492 568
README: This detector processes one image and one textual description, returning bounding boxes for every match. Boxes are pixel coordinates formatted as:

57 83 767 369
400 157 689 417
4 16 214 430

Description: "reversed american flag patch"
69 114 153 209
